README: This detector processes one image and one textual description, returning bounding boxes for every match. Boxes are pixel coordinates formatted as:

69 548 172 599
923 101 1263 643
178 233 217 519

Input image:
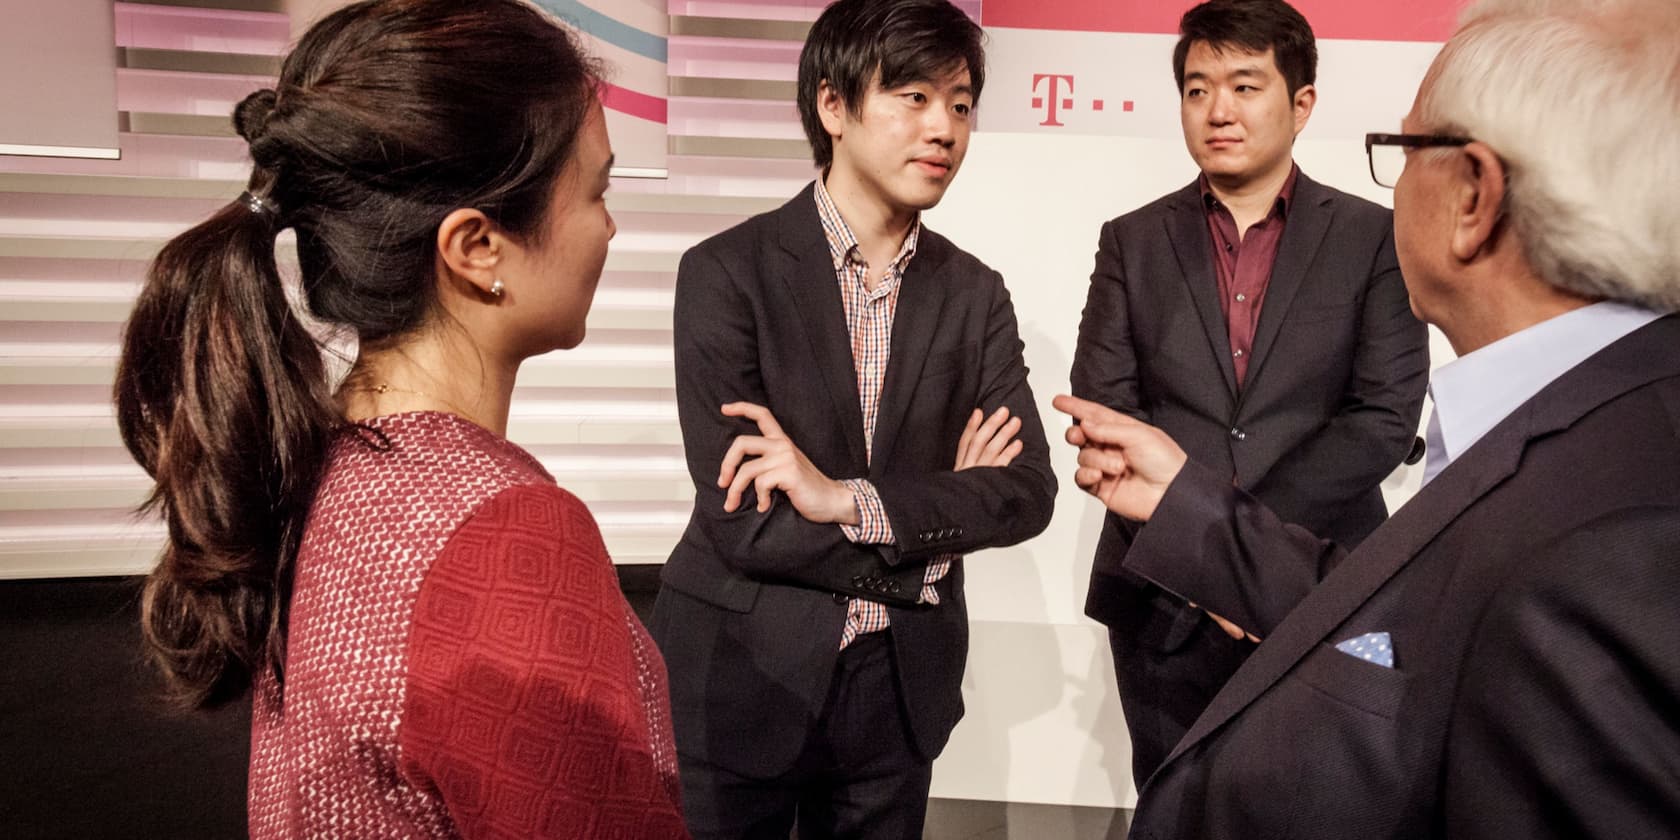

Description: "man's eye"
954 103 971 116
905 92 927 104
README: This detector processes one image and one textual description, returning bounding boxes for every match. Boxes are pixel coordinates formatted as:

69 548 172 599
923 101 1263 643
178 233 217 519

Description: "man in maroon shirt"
1069 0 1429 785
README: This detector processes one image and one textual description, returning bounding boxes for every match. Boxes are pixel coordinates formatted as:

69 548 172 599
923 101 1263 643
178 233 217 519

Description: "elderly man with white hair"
1055 0 1680 837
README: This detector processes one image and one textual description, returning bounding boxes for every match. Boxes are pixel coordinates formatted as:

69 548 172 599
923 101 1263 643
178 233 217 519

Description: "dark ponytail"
115 0 600 708
116 184 334 707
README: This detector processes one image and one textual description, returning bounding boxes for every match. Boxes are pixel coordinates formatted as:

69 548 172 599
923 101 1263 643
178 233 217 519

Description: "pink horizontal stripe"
983 0 1457 43
600 81 667 125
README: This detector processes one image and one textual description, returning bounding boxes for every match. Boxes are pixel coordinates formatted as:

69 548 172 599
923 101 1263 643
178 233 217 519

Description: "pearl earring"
489 278 505 298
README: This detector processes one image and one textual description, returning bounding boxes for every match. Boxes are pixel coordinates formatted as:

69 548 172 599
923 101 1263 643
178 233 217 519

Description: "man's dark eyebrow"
1184 67 1268 85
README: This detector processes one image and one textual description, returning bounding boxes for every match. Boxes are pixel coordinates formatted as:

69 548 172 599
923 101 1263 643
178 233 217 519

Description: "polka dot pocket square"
1334 631 1395 669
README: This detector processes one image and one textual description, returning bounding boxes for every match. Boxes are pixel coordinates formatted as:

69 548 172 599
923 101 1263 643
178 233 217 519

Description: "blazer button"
1229 426 1247 442
888 581 902 594
954 527 963 538
1405 435 1427 465
851 575 865 587
833 592 849 603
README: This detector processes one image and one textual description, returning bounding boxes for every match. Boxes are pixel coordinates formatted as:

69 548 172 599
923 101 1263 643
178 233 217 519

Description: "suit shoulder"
1104 188 1189 233
686 203 780 260
917 225 1000 281
1316 183 1393 227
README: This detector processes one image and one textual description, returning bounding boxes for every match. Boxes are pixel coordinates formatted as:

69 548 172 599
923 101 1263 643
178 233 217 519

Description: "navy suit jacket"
1070 172 1429 779
651 184 1056 776
1126 315 1680 839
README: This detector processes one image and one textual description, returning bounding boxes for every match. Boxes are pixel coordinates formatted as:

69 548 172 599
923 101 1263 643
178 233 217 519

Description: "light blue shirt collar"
1422 301 1663 485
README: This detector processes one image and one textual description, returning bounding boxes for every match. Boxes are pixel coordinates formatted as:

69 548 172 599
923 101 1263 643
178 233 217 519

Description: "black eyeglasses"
1365 133 1471 188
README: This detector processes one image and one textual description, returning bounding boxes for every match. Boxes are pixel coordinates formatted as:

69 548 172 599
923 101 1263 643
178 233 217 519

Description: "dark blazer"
651 184 1056 777
1069 172 1429 778
1123 315 1680 840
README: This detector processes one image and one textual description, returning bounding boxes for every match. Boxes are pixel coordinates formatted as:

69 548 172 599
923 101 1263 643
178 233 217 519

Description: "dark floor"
0 572 1130 839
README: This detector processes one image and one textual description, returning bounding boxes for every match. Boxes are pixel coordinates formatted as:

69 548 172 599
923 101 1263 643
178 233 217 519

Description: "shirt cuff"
838 479 896 545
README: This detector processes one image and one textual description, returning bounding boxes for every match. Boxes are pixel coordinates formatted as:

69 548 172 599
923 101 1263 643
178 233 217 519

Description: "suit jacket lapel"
869 232 952 474
1241 174 1334 397
774 185 868 470
1164 182 1240 398
1152 314 1680 776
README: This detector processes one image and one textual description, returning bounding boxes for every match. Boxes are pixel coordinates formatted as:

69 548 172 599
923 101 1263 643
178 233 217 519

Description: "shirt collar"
1426 300 1663 478
813 176 920 275
1199 162 1300 218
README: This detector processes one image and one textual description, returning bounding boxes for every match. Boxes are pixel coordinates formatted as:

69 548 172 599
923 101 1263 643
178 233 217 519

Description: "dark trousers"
679 630 933 840
1109 608 1258 785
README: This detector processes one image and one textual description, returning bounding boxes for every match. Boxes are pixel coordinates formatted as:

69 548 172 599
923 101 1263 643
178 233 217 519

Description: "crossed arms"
672 245 1055 600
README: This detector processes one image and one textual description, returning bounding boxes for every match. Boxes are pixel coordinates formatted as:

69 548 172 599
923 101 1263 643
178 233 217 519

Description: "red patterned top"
247 411 686 839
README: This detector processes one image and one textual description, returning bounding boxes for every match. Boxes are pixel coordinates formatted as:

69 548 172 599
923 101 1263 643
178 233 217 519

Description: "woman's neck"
340 326 516 436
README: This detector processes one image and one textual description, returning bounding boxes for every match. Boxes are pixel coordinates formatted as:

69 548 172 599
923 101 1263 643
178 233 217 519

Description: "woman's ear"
436 208 506 298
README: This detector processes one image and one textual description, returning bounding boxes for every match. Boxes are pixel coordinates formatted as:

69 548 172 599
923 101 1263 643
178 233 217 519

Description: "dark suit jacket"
1069 172 1429 777
651 184 1056 777
1124 315 1680 840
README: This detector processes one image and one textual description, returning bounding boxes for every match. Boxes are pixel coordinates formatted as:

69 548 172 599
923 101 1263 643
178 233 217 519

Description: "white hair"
1418 0 1680 311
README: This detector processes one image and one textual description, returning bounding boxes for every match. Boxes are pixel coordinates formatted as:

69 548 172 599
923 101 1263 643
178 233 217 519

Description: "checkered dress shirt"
813 178 955 650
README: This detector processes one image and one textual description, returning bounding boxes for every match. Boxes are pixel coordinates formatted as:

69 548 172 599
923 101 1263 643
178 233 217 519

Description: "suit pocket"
1295 640 1409 720
917 342 977 383
1200 641 1414 839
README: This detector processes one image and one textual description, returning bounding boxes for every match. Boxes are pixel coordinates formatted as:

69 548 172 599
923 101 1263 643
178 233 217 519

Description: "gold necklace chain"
359 383 475 420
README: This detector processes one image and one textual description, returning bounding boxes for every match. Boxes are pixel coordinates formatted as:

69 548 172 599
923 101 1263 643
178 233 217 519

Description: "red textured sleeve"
398 483 688 839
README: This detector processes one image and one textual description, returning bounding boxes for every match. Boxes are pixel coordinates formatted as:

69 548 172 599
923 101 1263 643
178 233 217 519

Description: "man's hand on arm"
718 401 859 524
954 406 1024 471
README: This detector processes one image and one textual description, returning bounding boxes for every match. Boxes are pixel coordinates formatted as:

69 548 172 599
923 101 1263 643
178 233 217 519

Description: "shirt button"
1230 427 1247 441
1235 293 1247 302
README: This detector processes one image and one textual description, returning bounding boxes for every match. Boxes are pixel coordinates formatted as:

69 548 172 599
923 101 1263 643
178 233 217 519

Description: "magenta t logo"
1031 73 1076 127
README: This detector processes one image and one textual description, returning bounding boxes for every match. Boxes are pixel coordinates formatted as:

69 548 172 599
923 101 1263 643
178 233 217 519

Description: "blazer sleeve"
1124 457 1348 638
1246 225 1429 513
870 265 1057 563
1070 218 1146 420
672 244 916 592
1442 507 1680 840
398 485 688 840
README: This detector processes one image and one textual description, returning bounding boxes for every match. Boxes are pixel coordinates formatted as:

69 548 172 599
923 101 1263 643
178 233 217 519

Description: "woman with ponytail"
113 1 686 836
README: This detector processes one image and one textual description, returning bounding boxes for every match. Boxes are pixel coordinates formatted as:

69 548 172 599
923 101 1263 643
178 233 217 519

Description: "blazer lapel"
869 232 952 474
774 186 868 470
1164 183 1240 398
1240 175 1334 397
1151 314 1680 778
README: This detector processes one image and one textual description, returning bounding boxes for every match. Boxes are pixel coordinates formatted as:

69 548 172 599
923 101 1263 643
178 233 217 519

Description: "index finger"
1051 394 1131 426
721 401 785 438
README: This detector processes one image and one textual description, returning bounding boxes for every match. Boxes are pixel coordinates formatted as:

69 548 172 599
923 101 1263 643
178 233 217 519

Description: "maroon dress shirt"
1201 165 1300 387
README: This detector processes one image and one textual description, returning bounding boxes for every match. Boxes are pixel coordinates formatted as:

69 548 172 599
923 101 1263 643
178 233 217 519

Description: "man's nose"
1207 89 1236 123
